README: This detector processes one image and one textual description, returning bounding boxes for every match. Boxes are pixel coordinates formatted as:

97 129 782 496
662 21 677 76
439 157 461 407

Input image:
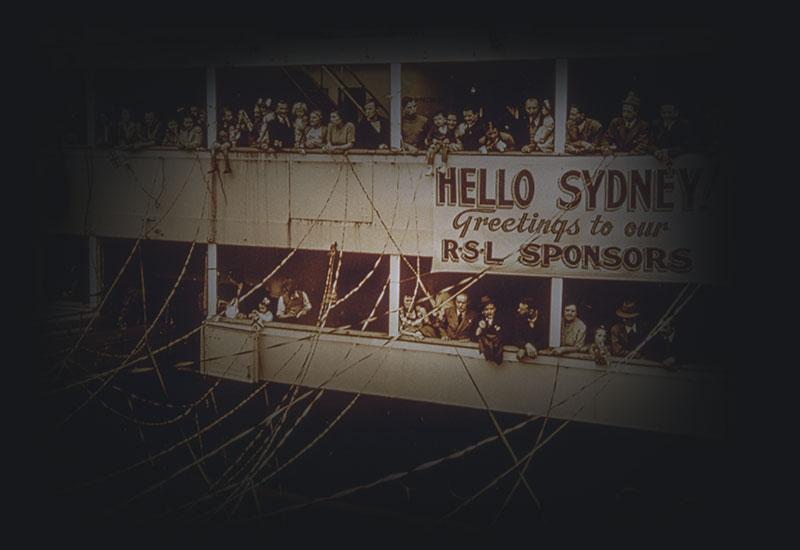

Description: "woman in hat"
475 296 504 365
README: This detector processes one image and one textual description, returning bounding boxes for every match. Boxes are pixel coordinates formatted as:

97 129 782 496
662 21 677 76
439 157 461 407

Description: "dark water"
33 341 734 539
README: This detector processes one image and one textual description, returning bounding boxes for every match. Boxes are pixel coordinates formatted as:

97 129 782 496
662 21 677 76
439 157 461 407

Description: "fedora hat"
616 300 640 319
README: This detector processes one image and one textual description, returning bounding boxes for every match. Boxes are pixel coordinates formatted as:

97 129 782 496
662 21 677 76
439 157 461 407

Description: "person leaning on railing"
323 110 355 153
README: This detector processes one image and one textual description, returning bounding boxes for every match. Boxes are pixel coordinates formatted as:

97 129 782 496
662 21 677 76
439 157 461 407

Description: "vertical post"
390 63 402 150
389 254 400 336
206 243 218 319
554 59 568 154
88 235 99 308
549 278 563 348
85 69 95 147
205 67 217 147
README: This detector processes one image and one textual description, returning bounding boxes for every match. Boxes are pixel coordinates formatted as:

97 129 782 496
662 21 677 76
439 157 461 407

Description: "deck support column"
554 59 568 154
206 243 218 319
389 254 400 336
549 277 563 348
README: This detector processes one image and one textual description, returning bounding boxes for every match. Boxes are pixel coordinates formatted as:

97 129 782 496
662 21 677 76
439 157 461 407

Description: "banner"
431 154 722 283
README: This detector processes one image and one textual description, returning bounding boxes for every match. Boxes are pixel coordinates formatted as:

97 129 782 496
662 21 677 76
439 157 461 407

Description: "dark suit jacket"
602 118 650 154
268 116 294 149
649 118 693 157
610 322 649 357
442 308 477 340
355 116 389 149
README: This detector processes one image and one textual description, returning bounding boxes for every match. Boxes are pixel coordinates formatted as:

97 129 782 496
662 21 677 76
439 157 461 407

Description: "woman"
301 110 327 150
292 102 309 148
324 109 355 153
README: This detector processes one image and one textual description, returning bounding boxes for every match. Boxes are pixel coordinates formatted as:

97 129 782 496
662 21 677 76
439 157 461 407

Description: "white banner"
431 154 722 283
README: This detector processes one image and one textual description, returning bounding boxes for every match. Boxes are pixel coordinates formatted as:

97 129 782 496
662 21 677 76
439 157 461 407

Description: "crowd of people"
399 291 679 368
94 89 696 173
216 264 679 368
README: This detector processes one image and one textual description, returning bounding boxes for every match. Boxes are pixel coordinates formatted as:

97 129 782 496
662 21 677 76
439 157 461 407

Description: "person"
399 294 437 340
355 99 389 150
440 293 476 341
161 119 179 147
427 288 453 337
292 102 309 148
235 109 255 147
588 326 611 367
512 297 540 360
424 111 450 175
301 109 327 150
324 109 355 153
458 106 486 152
550 303 587 355
646 318 679 368
565 105 603 154
248 297 274 327
276 278 312 321
116 108 143 148
610 299 646 358
601 92 650 155
479 121 516 153
445 113 463 153
137 111 164 148
649 103 693 164
475 296 504 365
267 100 294 150
508 98 554 153
209 126 233 174
254 114 272 151
401 97 428 152
177 116 203 151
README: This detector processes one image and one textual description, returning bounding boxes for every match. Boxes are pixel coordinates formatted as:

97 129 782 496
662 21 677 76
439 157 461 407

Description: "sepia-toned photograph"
30 19 739 539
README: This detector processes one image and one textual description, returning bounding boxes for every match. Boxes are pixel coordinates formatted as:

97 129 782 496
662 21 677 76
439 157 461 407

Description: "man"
458 106 486 152
601 92 650 155
610 300 645 358
512 297 541 360
440 293 476 341
177 116 203 151
267 100 294 150
276 278 312 321
399 294 437 339
479 121 515 153
550 303 587 355
565 105 603 154
475 296 504 365
401 97 427 152
508 98 554 153
355 99 389 150
649 103 693 164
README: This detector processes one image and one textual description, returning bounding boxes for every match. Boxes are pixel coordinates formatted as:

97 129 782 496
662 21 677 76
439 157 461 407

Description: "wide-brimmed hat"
616 300 640 319
622 91 641 108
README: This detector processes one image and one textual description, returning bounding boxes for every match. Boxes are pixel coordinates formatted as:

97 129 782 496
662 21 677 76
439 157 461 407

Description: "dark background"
24 13 757 542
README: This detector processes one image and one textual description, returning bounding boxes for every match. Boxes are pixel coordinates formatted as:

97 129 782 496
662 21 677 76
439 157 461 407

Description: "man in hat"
512 297 542 360
401 97 428 153
507 97 554 154
276 278 312 322
441 293 476 341
551 303 587 356
610 300 645 358
475 296 504 365
600 92 650 155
